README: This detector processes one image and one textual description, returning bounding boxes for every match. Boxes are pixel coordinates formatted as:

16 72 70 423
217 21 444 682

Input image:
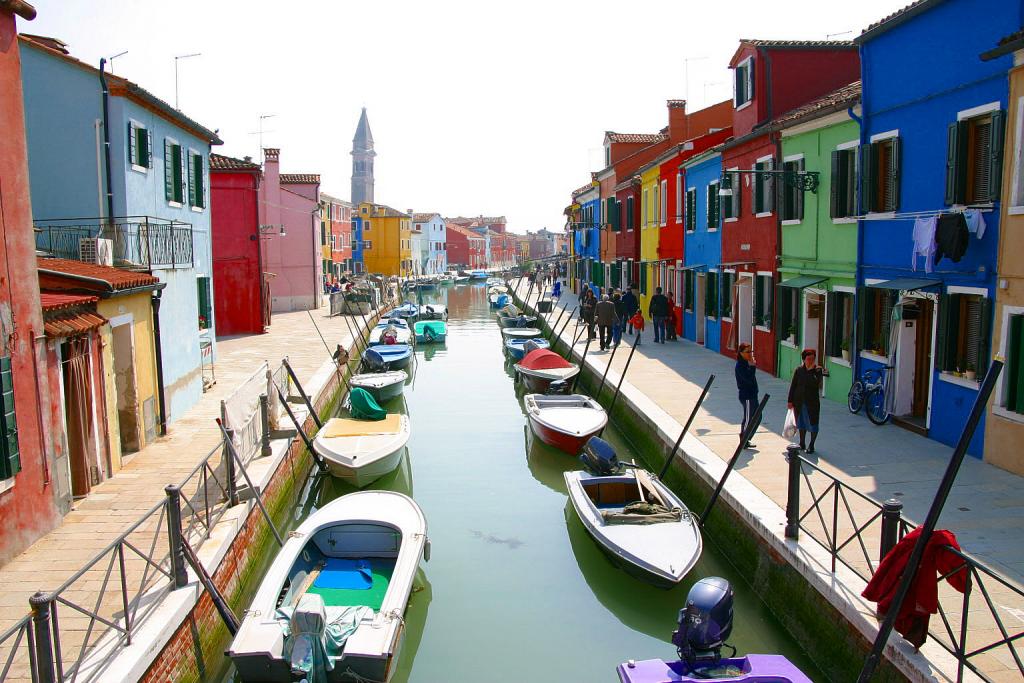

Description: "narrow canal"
231 282 820 682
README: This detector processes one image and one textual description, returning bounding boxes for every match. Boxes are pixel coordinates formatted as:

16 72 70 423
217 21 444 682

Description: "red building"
0 0 70 565
210 153 267 336
321 193 353 278
719 39 859 372
446 224 486 269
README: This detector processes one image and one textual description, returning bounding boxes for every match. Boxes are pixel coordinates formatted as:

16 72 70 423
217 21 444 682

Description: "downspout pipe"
98 59 115 225
852 42 869 385
252 173 266 332
151 289 168 436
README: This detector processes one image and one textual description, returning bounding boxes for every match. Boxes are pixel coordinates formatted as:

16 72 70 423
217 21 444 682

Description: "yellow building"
638 163 663 312
360 203 412 277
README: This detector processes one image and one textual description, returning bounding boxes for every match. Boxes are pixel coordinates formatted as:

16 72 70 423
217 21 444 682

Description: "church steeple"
351 108 375 205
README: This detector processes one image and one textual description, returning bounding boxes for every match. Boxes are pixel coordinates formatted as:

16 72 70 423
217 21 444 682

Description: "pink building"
258 148 322 312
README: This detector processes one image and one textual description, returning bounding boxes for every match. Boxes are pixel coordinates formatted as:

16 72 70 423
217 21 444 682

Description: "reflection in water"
524 425 576 494
388 570 432 683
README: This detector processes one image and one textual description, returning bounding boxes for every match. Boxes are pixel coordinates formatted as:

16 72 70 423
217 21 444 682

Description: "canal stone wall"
126 312 378 683
514 286 935 682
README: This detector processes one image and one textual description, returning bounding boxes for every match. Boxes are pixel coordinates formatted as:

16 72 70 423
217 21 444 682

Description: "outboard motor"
522 340 542 354
672 577 734 663
362 348 387 373
546 379 571 395
579 436 621 475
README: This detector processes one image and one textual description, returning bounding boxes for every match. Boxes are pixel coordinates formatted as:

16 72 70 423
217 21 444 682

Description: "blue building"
681 149 724 352
21 35 222 423
351 214 365 273
571 181 602 296
855 0 1018 455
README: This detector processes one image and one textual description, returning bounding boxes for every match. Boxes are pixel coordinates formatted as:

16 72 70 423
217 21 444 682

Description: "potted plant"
786 325 796 341
964 362 977 381
841 339 850 362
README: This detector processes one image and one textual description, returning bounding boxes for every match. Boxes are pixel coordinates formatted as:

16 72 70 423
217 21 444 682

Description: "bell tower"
351 107 375 205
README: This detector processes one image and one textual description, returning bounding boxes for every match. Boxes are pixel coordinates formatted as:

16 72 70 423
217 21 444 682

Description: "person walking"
735 343 759 449
552 279 562 299
580 286 596 341
788 349 829 453
628 309 645 345
649 286 670 344
611 291 624 347
622 286 639 335
595 294 617 351
666 291 678 341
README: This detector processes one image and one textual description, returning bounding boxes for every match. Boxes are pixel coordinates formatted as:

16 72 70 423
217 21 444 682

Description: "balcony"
34 216 194 270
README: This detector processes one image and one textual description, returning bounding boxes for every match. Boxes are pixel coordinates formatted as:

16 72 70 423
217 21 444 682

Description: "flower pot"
841 350 850 362
965 370 976 381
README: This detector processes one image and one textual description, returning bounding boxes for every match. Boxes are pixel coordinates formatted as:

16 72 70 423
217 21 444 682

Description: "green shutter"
196 154 206 208
1009 316 1024 412
830 151 842 218
0 357 20 479
976 296 991 376
164 139 174 200
945 122 966 205
178 145 186 203
188 153 197 207
935 293 953 371
859 144 875 214
988 110 1006 203
145 130 153 168
128 122 137 165
796 160 805 221
888 136 902 212
777 283 789 340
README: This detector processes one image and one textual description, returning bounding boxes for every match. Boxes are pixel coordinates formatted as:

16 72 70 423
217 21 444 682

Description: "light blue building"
413 213 447 274
855 0 1018 455
681 149 724 352
21 35 222 424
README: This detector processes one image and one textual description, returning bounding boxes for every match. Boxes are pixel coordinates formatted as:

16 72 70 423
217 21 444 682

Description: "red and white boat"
523 393 608 455
514 348 580 393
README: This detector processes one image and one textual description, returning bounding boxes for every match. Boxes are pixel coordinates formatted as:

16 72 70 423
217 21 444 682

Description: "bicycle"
848 365 893 425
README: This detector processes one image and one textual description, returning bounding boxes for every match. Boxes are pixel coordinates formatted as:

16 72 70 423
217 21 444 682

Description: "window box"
937 371 981 389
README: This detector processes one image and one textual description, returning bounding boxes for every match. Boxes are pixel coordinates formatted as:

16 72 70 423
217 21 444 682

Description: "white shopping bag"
783 408 798 439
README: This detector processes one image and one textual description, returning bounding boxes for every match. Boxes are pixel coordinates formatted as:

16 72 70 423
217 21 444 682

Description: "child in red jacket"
628 311 644 346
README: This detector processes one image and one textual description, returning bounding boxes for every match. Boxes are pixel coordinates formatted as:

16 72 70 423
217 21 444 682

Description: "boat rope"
340 666 377 683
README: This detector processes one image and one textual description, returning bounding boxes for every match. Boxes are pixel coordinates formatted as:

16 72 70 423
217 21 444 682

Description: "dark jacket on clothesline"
934 213 969 265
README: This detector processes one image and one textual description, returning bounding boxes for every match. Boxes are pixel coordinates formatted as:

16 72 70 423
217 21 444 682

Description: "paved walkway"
518 281 1023 681
0 304 376 654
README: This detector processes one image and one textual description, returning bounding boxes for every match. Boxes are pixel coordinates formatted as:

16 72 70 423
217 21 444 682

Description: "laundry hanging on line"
911 216 937 273
934 213 969 266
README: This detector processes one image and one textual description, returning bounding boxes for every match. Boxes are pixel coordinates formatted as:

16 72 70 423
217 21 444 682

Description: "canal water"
230 283 820 682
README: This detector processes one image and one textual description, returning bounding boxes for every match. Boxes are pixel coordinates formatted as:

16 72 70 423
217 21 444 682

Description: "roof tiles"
739 38 857 49
606 132 668 144
40 293 106 338
210 153 260 171
280 173 321 184
37 258 161 291
772 80 861 127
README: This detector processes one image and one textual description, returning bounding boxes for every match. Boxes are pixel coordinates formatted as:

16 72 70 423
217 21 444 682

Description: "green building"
775 82 861 404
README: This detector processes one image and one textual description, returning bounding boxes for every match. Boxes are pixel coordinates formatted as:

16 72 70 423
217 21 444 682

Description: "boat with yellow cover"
313 415 411 487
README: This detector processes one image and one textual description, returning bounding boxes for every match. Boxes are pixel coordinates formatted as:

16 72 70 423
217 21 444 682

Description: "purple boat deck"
616 654 813 683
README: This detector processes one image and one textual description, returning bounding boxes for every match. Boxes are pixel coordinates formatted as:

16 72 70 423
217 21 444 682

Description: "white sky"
24 0 905 234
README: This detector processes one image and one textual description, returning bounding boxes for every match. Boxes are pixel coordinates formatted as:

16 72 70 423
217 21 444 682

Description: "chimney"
263 147 280 162
667 100 688 142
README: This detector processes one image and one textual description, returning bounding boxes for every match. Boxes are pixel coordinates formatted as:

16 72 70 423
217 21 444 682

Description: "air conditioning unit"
79 238 113 266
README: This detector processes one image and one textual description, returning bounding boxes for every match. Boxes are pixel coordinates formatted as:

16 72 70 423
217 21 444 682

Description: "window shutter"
747 58 755 101
734 171 742 218
830 151 842 218
128 123 137 165
0 357 19 479
778 283 790 340
856 288 870 351
1010 316 1024 412
146 130 153 168
976 296 991 376
712 186 720 228
796 160 805 221
705 185 713 230
935 293 953 371
945 122 966 205
188 153 197 207
196 155 206 208
888 137 902 212
859 144 876 214
753 163 764 213
164 139 174 201
988 109 1006 203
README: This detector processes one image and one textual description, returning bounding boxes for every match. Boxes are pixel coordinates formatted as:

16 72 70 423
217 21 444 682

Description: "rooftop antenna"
683 56 708 105
106 50 127 75
174 52 201 110
248 114 277 159
826 30 853 40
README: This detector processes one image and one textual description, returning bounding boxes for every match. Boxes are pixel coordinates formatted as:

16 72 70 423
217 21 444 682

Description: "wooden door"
912 299 934 418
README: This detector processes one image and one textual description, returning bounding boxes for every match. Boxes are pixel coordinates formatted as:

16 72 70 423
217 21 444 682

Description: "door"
912 299 934 419
695 274 706 345
738 276 753 346
62 339 97 498
804 292 825 362
111 323 141 454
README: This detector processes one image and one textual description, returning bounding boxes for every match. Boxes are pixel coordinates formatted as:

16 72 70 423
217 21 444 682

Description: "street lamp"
174 52 201 110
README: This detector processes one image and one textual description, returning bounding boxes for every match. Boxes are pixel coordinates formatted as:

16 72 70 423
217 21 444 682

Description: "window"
642 189 648 227
1005 314 1024 412
128 121 152 169
164 139 184 204
830 147 858 219
753 159 774 215
857 287 895 356
617 200 624 231
706 271 719 319
936 293 990 375
188 151 205 209
780 159 804 222
777 285 800 343
946 109 1006 205
706 183 720 231
640 263 648 295
685 188 697 232
364 240 373 250
606 197 618 232
625 197 633 231
825 291 854 358
675 173 683 221
0 356 20 479
722 169 741 220
721 272 734 319
364 221 371 231
754 274 772 328
734 56 754 108
197 276 212 330
659 180 667 226
860 136 901 213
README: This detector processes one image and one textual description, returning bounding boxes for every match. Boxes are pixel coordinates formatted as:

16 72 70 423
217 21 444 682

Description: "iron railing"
34 216 194 270
787 448 1024 682
0 616 37 683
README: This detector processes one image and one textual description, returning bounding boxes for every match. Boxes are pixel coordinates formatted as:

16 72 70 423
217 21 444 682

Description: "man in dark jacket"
595 294 617 350
611 291 624 347
735 343 759 449
622 287 639 334
648 287 670 343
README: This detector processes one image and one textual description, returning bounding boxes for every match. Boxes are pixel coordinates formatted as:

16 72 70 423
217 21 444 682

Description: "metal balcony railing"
34 217 194 270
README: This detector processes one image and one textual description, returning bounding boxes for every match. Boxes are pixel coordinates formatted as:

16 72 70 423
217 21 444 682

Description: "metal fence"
34 217 194 270
785 447 1024 682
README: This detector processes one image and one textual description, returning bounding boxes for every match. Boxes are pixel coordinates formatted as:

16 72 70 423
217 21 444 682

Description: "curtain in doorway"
882 302 905 416
65 337 97 497
727 280 742 351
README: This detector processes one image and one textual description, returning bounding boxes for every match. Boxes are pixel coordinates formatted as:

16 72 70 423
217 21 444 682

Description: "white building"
413 212 447 274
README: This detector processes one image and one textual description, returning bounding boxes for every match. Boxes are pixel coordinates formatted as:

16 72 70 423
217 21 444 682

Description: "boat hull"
497 315 537 329
351 374 406 403
515 366 578 394
526 414 594 454
616 655 814 683
325 446 406 488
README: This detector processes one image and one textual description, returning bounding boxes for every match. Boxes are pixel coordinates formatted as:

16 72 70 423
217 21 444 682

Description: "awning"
779 275 827 289
867 278 941 291
680 264 707 271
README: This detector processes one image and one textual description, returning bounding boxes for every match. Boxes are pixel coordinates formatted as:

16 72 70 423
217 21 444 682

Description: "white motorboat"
368 324 413 346
417 304 448 321
513 348 579 393
350 371 408 403
313 415 411 487
500 327 543 340
564 442 701 588
523 393 607 455
228 491 428 683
